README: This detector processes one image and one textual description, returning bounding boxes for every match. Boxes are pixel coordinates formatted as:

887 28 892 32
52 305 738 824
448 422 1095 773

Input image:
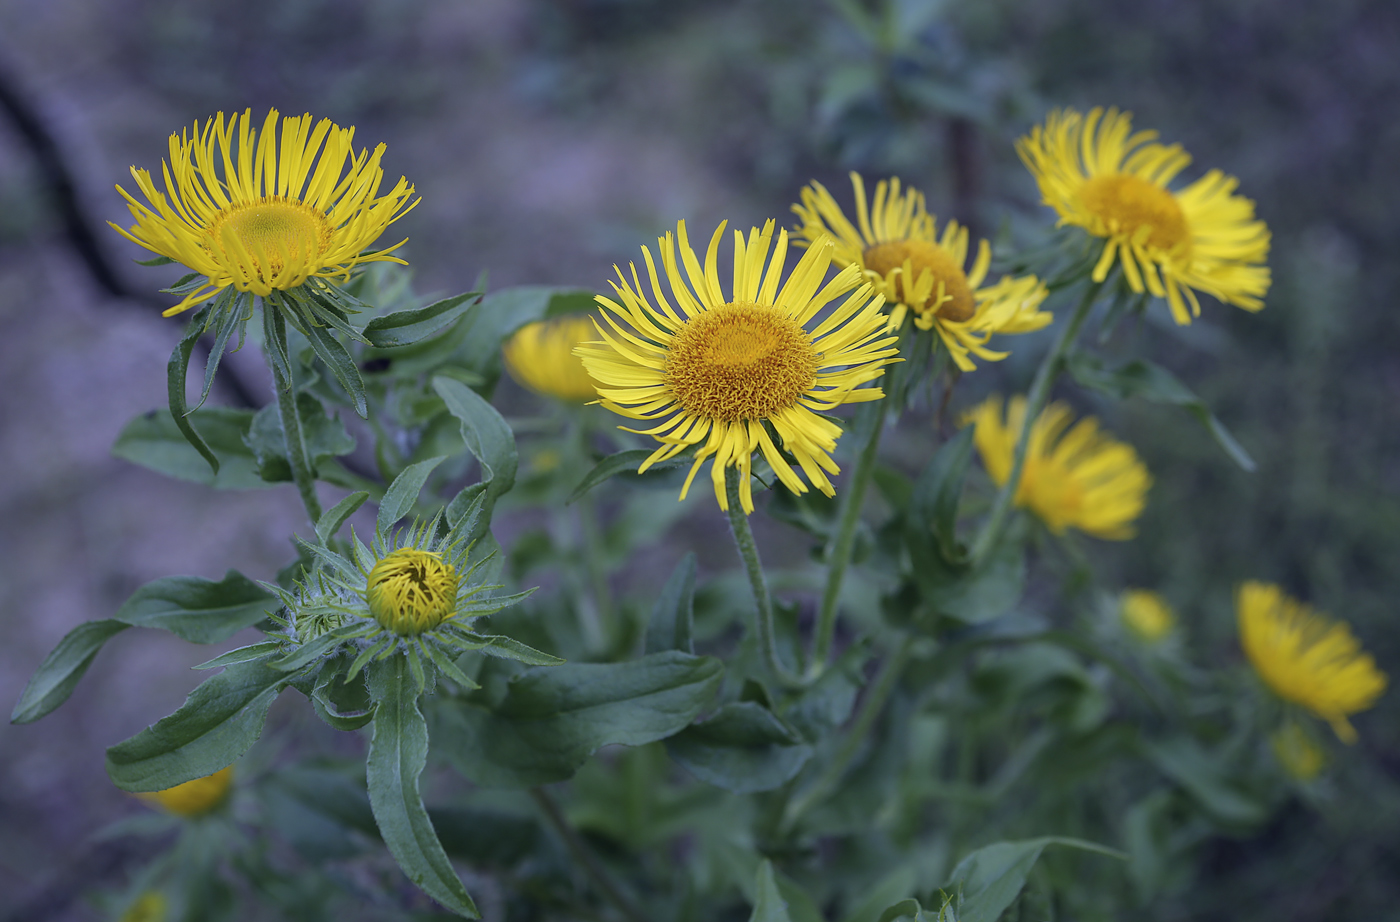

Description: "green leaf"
193 288 247 414
910 427 975 563
841 866 919 922
667 701 812 793
781 640 871 743
113 407 267 490
316 491 370 544
114 570 276 644
1139 737 1267 826
905 529 1025 627
432 651 723 787
377 456 447 533
748 860 793 922
363 292 480 348
105 659 291 791
567 447 694 504
876 899 941 922
366 657 480 918
947 837 1126 922
452 631 561 666
135 254 176 266
301 317 369 418
310 658 376 731
244 394 357 483
1067 353 1256 471
167 304 219 473
193 641 283 670
645 553 696 655
432 376 518 506
10 620 130 723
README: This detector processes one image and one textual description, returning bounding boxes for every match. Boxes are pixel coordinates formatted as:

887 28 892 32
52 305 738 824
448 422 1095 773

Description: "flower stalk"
725 465 803 688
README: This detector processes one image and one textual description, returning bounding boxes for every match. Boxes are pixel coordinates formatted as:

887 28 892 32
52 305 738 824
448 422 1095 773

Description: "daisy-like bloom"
112 108 418 316
576 219 899 514
1237 581 1387 743
791 173 1050 371
1120 589 1175 643
135 766 233 817
1270 722 1325 782
503 315 601 403
1016 107 1270 325
966 395 1151 540
278 515 557 692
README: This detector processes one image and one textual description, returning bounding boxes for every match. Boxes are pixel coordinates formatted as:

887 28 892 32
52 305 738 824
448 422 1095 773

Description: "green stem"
812 401 886 674
968 279 1102 565
779 641 910 834
529 787 647 922
724 466 803 688
266 306 323 525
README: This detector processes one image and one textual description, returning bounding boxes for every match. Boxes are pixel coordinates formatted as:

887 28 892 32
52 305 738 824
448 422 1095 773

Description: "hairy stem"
968 279 1102 564
530 787 647 922
725 465 803 688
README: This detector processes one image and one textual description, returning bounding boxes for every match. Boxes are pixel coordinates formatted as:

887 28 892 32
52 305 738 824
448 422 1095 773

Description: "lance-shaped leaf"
244 394 357 484
567 447 696 504
432 377 517 508
946 837 1125 922
432 651 723 787
167 303 219 473
105 658 292 791
1139 736 1267 827
114 407 266 490
11 620 131 724
377 456 447 533
366 657 480 918
114 570 276 643
909 427 975 563
1067 353 1256 471
316 491 370 545
363 292 480 348
667 701 812 794
748 860 794 922
645 553 696 655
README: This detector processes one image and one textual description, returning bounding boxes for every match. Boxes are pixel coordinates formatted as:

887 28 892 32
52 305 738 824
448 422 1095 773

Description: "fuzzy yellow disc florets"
664 302 819 422
861 240 976 321
207 197 332 285
367 548 459 635
1078 174 1189 254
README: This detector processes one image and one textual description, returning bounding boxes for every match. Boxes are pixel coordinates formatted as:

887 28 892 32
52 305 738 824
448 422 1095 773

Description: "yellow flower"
967 395 1150 540
1238 581 1387 743
1270 722 1325 782
136 766 233 817
1016 107 1270 325
1120 589 1174 643
576 220 898 514
503 315 600 403
118 891 168 922
791 173 1050 372
366 547 460 635
112 108 418 316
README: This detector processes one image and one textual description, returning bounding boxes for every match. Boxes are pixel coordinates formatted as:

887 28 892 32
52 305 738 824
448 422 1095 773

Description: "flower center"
665 302 818 422
366 548 459 635
1078 174 1189 252
862 240 975 322
207 197 331 286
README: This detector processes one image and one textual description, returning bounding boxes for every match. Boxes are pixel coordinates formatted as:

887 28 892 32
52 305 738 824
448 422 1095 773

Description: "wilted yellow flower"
112 108 418 316
367 547 460 635
136 766 233 816
503 316 600 402
1238 581 1386 743
1121 589 1174 643
792 173 1050 371
1270 722 1325 782
1017 107 1270 325
576 220 898 514
967 395 1150 540
118 891 167 922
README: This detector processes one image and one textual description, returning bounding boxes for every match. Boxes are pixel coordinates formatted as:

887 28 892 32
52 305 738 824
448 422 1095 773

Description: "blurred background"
1 0 1397 919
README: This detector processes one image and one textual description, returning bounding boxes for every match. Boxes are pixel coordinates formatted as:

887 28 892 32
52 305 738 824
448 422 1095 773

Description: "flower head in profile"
1238 581 1386 743
1120 589 1175 643
112 108 418 316
1017 107 1270 324
792 173 1050 371
576 219 899 514
1270 722 1325 782
135 766 233 817
967 395 1151 540
503 315 600 403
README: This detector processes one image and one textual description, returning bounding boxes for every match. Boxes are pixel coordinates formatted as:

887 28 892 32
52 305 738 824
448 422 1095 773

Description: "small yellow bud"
136 766 233 817
366 547 459 635
1120 590 1175 643
1270 722 1325 782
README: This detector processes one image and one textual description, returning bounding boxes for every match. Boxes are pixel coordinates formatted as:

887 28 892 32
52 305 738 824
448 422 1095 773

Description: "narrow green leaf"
749 860 793 922
431 376 518 505
910 427 975 562
192 287 243 414
567 447 695 504
316 491 370 545
366 657 480 918
667 701 812 793
645 553 696 655
450 631 562 665
10 620 130 723
113 406 266 490
193 641 283 670
167 305 219 473
301 318 369 418
363 292 480 348
947 836 1125 922
114 570 276 644
105 659 291 791
378 456 447 533
1140 737 1267 826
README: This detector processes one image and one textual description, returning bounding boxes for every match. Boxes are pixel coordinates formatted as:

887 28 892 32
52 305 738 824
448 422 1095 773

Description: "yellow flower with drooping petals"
136 766 233 817
1270 722 1325 782
1238 581 1386 744
1017 107 1270 324
503 315 601 403
967 395 1150 540
576 220 898 514
112 108 418 316
792 173 1050 372
1120 589 1175 643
